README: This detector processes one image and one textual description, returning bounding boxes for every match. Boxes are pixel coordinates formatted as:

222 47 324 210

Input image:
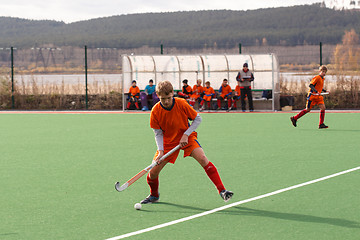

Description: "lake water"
14 74 122 85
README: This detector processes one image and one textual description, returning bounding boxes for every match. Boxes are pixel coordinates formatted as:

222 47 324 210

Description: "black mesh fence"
0 43 359 110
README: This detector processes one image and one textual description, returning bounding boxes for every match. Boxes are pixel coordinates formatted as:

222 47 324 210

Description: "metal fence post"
320 42 323 66
11 47 15 109
161 44 163 55
239 43 242 54
85 45 88 109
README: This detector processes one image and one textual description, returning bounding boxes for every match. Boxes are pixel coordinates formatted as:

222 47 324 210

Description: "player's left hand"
180 134 189 148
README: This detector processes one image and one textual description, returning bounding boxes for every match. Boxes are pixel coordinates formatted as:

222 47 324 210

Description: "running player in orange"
199 81 215 111
140 80 233 204
217 79 232 110
291 65 329 129
189 79 204 108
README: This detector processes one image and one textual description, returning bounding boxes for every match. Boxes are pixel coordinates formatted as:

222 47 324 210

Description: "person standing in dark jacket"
236 63 254 112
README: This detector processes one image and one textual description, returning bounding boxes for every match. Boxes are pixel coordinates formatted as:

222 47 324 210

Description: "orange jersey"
235 85 241 96
182 85 192 95
309 75 325 94
128 86 140 98
190 85 204 99
306 75 325 104
203 86 215 101
150 97 198 149
219 84 232 98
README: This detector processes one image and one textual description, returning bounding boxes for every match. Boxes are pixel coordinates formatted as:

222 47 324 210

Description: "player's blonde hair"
156 81 173 95
319 65 327 72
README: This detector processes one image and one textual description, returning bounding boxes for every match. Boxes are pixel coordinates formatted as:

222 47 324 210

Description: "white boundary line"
1 110 360 114
106 166 360 240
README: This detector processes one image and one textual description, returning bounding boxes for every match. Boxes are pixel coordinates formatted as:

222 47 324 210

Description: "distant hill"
1 4 360 49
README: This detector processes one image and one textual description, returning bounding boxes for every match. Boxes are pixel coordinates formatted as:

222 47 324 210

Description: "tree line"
1 4 360 49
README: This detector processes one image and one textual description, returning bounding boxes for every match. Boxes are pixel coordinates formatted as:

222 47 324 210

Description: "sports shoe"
140 194 159 204
199 106 205 112
290 116 297 127
226 107 232 112
319 123 329 129
220 190 234 202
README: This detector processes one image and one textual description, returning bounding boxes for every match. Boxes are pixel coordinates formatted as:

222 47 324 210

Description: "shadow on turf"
141 203 360 229
0 233 18 236
224 207 360 229
298 128 360 132
155 202 210 213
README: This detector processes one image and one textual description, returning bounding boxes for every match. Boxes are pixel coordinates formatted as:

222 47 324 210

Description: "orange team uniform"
203 86 215 101
150 97 200 164
190 85 204 99
219 85 232 98
234 85 241 98
306 75 325 110
183 85 192 94
128 86 140 98
180 85 192 97
231 85 242 109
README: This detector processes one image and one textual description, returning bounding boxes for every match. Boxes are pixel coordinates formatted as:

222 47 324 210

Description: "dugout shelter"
122 54 280 111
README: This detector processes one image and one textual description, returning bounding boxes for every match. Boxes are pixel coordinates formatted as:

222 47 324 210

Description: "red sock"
207 102 210 108
294 109 307 120
228 99 232 108
200 100 204 106
135 102 139 109
147 174 159 198
203 162 225 193
217 99 221 108
320 110 325 125
234 101 237 109
126 102 131 109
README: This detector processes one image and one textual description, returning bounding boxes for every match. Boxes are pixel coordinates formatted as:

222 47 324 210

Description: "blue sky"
0 0 321 23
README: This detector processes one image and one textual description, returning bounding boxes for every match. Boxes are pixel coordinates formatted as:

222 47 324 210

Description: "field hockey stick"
227 98 235 112
312 92 329 96
115 144 181 192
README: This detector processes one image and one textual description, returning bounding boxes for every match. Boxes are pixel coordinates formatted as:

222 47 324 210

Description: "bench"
208 89 272 111
173 89 272 110
124 89 272 111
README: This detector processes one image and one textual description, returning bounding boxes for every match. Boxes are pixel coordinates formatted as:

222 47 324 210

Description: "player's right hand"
180 134 189 148
154 150 164 165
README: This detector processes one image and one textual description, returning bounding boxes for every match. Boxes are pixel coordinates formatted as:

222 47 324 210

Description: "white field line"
1 110 360 114
105 166 360 240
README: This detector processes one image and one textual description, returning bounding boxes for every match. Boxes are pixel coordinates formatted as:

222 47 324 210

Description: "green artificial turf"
0 112 359 240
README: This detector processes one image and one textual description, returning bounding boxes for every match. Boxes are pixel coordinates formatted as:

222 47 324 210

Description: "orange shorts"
203 95 212 102
190 94 201 100
306 95 324 110
153 133 201 164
